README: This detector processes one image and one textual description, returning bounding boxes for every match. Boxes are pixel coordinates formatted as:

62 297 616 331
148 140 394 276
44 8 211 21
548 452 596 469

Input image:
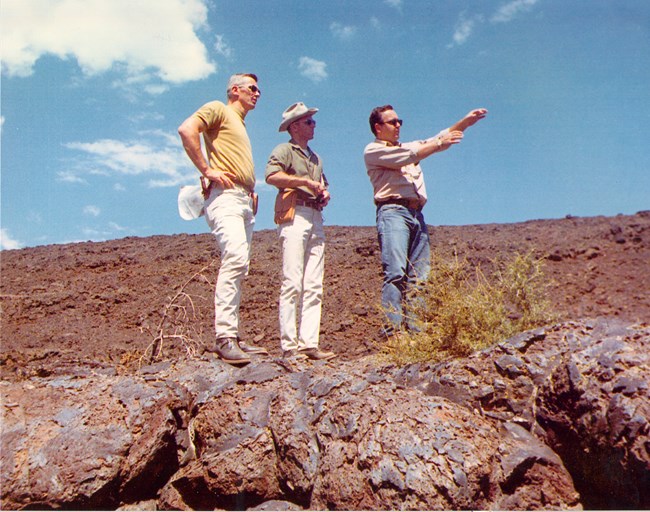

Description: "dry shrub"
137 261 216 367
381 251 555 365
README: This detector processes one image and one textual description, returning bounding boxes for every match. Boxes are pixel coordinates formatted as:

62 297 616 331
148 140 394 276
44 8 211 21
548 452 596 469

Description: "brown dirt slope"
1 212 649 380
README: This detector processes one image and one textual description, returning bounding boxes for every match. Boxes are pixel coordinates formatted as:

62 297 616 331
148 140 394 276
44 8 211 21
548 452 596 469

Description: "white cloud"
27 211 43 224
56 170 88 184
451 15 478 46
83 205 101 217
491 0 539 23
141 129 179 146
80 227 109 240
1 228 23 250
298 57 328 83
62 131 196 188
1 116 4 135
1 0 215 87
330 22 357 41
114 183 126 192
370 17 381 30
384 0 402 11
215 34 233 59
448 0 538 47
128 112 165 124
79 221 130 242
108 221 128 232
255 178 273 191
144 84 171 96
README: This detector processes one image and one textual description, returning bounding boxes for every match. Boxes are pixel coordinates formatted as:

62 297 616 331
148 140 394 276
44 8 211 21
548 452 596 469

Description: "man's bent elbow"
266 174 280 187
178 117 201 140
178 122 191 140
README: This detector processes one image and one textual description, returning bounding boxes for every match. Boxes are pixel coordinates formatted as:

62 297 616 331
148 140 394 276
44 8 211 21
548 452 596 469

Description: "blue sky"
1 0 649 249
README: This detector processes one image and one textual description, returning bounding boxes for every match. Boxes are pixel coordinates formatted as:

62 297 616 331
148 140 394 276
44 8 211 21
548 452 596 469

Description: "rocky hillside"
1 212 649 510
2 212 649 376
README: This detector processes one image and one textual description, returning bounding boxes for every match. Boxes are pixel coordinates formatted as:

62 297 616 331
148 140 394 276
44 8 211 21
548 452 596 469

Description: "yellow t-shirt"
194 101 255 192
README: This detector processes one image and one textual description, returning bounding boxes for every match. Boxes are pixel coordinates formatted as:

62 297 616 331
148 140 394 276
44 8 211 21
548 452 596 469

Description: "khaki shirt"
265 140 327 199
363 131 448 208
194 101 255 192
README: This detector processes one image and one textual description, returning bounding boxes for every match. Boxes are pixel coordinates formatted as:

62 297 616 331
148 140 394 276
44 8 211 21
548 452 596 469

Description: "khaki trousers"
204 185 255 339
277 205 325 351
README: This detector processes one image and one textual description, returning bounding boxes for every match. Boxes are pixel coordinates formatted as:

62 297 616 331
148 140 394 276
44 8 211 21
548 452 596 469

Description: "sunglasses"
380 118 403 127
241 84 261 94
290 118 316 129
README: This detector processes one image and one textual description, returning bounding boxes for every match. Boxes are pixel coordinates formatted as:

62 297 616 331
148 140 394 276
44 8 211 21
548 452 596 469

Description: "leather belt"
376 198 423 211
203 180 257 214
295 197 323 211
203 180 254 197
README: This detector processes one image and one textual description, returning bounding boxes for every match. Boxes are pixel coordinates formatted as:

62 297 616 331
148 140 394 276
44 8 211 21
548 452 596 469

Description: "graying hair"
226 73 258 100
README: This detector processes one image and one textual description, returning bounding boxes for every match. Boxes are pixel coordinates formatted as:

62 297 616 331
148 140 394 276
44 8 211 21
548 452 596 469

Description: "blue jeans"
376 204 431 334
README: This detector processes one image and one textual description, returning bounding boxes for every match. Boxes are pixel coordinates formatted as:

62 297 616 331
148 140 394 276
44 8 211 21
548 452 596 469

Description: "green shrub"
380 251 556 365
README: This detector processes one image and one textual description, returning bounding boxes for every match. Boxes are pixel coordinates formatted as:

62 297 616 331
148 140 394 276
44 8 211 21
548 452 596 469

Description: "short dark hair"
369 104 394 136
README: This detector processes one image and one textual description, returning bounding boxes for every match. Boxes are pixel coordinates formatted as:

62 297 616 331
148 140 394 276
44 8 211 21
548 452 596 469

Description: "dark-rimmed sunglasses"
242 84 261 94
380 118 403 127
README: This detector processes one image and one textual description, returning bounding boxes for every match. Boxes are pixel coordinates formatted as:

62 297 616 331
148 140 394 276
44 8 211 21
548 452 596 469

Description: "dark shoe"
298 347 337 361
210 337 251 365
282 349 307 361
237 338 269 355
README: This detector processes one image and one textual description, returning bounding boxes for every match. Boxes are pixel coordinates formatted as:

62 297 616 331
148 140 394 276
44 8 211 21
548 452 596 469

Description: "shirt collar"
374 138 401 147
289 138 312 156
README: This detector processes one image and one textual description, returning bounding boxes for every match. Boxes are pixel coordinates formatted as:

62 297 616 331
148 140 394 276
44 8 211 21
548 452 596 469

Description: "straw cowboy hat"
278 102 319 132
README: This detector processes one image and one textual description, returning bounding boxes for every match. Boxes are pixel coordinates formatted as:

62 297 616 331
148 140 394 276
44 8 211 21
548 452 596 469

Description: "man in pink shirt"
364 105 487 338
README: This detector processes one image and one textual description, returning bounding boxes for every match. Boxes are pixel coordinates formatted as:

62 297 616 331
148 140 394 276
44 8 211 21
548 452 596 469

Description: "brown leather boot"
237 337 269 355
209 337 251 365
298 347 337 361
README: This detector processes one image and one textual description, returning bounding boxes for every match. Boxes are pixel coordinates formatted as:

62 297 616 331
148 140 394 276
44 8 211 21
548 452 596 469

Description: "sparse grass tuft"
380 251 556 365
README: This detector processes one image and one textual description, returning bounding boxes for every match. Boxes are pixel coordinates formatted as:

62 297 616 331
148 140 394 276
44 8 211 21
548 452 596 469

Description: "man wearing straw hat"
265 102 336 361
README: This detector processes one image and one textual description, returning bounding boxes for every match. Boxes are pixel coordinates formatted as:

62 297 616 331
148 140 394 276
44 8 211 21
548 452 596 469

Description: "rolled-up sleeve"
265 145 291 179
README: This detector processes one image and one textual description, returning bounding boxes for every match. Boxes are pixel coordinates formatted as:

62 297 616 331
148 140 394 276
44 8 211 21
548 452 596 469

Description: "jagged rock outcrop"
1 319 648 510
158 360 578 510
391 318 650 510
536 321 649 509
1 365 189 509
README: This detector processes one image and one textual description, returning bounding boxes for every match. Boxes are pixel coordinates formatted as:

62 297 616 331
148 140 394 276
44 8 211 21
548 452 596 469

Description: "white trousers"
204 186 255 339
278 205 325 351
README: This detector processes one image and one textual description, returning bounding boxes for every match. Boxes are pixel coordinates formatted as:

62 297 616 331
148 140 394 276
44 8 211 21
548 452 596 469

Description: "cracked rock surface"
2 320 648 510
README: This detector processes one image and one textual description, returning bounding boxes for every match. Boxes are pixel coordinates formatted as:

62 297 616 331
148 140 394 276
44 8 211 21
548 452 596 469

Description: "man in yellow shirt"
178 73 268 364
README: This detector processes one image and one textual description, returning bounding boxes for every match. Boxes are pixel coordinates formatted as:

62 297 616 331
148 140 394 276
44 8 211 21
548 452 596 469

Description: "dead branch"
139 260 216 367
